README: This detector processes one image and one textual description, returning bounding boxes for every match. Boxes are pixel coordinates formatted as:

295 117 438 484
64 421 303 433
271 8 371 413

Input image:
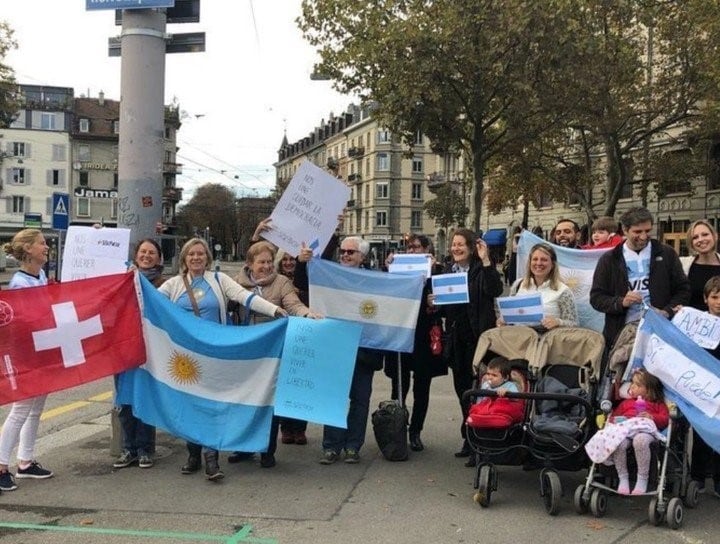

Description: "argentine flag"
116 275 287 452
308 259 424 352
497 293 544 325
388 253 432 276
628 310 720 453
517 231 609 332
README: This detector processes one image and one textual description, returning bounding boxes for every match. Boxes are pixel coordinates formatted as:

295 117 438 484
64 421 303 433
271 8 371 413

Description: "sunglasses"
340 249 358 256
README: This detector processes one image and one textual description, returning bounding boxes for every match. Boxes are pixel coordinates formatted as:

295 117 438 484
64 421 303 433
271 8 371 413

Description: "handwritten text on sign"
672 306 720 350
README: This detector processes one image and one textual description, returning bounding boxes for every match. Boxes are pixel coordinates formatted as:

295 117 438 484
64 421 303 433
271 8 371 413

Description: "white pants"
0 395 48 466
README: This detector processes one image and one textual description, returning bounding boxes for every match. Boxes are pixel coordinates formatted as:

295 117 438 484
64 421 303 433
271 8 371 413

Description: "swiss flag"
0 272 145 404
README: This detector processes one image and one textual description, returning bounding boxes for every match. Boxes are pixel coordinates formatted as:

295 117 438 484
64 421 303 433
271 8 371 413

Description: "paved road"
0 368 718 544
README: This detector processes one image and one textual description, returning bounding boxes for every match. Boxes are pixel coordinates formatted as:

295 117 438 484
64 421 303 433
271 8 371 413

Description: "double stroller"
573 322 698 530
465 325 605 515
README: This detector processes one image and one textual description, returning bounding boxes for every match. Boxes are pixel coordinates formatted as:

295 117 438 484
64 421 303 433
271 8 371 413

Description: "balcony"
164 162 183 175
426 172 446 189
163 186 183 202
346 199 356 209
348 146 365 158
347 173 362 183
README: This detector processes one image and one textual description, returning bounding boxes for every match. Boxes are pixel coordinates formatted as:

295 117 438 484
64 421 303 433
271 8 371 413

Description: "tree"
423 184 468 233
299 0 577 231
175 184 238 256
0 21 19 128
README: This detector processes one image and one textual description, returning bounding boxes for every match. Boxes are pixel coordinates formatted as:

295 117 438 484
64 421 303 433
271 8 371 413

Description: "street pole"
117 9 167 253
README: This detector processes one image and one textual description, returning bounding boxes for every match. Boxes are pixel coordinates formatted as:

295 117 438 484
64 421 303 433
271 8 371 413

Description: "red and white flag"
0 272 145 404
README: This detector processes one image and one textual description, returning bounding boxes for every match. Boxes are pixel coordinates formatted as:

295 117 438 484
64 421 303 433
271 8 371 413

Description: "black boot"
204 450 224 481
181 455 201 474
409 433 425 452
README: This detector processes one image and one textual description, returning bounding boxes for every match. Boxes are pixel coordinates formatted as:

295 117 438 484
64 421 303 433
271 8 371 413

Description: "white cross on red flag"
0 272 145 405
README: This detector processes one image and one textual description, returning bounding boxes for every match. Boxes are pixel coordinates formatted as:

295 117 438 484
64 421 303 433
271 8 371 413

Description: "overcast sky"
3 0 353 201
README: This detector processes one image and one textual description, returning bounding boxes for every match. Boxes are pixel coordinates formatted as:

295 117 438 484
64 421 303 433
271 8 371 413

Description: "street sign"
24 213 42 228
115 0 199 24
52 192 70 230
87 0 174 10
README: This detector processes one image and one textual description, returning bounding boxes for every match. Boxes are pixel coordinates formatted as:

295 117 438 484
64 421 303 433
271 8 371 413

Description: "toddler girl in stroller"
585 368 669 495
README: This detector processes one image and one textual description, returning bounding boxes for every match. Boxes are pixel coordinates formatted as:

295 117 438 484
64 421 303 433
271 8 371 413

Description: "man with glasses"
319 236 384 464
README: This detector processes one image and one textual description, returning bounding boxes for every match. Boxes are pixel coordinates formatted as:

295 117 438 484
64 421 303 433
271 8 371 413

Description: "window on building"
79 171 89 187
619 158 634 199
79 118 90 133
78 145 90 161
77 197 90 217
40 112 56 130
376 182 389 199
165 150 172 163
12 142 25 157
366 132 370 149
111 198 118 219
113 173 118 188
164 126 171 139
377 129 391 144
709 143 720 191
412 182 422 200
660 149 693 194
340 143 346 157
52 170 61 186
52 144 66 161
364 183 370 202
414 130 423 145
364 210 369 230
412 157 423 173
113 120 120 134
376 153 390 171
376 210 388 227
411 210 422 228
12 196 25 213
11 168 25 184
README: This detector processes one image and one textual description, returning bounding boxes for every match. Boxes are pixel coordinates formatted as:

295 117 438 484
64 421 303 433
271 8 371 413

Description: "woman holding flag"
428 228 504 460
159 237 287 481
0 229 54 492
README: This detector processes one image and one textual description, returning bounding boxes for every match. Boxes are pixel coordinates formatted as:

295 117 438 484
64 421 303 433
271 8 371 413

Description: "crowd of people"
1 204 719 496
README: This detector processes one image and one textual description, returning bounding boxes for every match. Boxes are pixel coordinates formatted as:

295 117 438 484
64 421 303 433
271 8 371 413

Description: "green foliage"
176 184 238 251
423 184 468 230
0 21 19 128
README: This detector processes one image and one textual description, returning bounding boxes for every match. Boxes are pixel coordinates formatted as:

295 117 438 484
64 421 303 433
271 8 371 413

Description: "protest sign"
672 306 720 350
263 162 350 257
61 226 130 281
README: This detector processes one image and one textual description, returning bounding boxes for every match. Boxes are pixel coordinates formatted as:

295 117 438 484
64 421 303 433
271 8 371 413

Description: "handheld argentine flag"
628 309 720 453
116 274 287 452
431 273 469 305
517 231 610 332
308 259 424 352
497 293 544 326
388 253 432 276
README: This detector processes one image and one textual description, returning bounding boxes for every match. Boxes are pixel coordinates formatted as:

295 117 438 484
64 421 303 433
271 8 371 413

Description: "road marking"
39 390 113 421
0 522 277 543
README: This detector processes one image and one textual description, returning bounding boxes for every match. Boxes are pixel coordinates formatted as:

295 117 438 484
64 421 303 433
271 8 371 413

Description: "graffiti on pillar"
118 196 140 228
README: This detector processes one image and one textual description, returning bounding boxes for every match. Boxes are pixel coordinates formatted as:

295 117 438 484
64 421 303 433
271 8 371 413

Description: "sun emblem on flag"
168 350 201 385
448 286 454 293
518 308 525 315
359 299 378 319
561 269 589 298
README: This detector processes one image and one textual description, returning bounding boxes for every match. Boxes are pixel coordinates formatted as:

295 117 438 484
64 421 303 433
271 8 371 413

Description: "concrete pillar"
117 9 167 251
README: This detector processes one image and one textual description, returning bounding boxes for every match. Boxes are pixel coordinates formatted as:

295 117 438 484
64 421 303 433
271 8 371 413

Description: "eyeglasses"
408 244 423 249
340 249 358 256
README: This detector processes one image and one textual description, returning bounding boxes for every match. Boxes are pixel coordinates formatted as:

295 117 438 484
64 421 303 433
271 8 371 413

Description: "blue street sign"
52 192 70 230
87 0 175 10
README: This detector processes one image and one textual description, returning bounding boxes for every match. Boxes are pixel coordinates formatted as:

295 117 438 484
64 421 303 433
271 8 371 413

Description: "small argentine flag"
431 273 469 305
497 293 544 325
308 259 424 352
388 253 432 276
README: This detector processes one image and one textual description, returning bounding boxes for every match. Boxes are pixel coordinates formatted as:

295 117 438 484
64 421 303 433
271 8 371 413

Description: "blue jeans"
118 404 155 456
322 363 374 453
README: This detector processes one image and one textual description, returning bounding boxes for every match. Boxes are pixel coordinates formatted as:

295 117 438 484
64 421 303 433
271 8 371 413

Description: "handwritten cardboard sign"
672 306 720 350
61 226 130 281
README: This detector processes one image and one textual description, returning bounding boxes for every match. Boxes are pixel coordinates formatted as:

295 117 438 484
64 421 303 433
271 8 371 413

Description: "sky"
2 0 353 202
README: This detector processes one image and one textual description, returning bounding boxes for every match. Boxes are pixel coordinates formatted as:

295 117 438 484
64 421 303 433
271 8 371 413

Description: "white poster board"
61 226 131 281
263 161 350 257
672 306 720 350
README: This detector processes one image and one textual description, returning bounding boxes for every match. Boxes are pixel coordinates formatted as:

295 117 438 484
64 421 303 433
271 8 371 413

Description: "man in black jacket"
590 207 690 347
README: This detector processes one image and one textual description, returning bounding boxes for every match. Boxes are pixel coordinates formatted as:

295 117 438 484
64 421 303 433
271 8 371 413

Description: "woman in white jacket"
159 237 287 481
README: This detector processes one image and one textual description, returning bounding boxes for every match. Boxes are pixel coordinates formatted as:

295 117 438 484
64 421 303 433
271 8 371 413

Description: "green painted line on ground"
0 522 277 543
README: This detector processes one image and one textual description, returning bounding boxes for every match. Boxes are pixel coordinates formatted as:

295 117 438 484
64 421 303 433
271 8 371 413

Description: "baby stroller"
524 327 605 515
573 321 698 529
465 326 540 508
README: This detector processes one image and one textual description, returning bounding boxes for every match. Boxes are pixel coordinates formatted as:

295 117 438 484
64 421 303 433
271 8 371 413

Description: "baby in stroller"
466 357 524 429
585 368 669 495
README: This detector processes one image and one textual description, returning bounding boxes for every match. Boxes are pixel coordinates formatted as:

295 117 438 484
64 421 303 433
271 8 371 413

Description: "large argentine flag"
308 259 424 352
116 274 287 452
629 310 720 453
517 231 609 332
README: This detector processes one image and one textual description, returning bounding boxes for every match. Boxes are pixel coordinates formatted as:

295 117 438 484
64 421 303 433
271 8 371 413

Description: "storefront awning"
482 228 507 246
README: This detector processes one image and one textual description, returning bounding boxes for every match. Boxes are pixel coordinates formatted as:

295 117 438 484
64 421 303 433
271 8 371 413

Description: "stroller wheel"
648 497 663 526
683 479 700 509
474 465 493 508
589 488 607 518
541 470 562 516
666 497 684 530
573 484 589 515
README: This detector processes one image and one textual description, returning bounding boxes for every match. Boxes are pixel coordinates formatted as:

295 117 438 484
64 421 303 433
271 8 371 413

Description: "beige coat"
234 267 310 324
